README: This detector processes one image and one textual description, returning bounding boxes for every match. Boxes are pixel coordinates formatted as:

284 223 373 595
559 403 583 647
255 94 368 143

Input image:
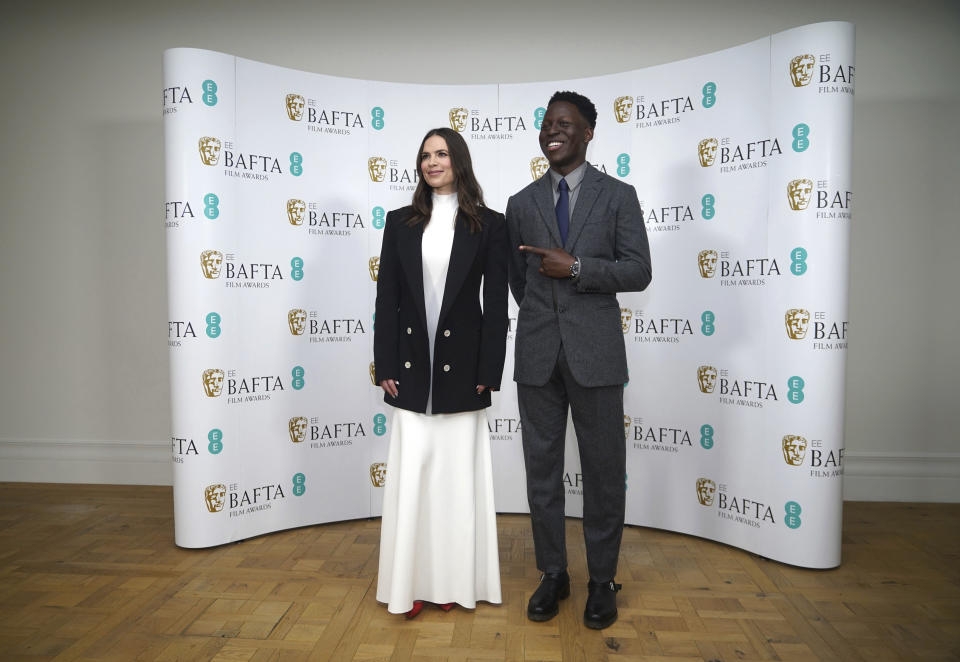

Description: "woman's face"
420 135 456 195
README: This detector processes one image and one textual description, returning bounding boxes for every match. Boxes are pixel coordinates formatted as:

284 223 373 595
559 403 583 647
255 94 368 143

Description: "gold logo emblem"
200 249 224 279
287 198 306 226
530 157 549 181
613 96 633 124
449 107 468 132
620 308 632 334
285 93 305 121
623 415 631 438
782 435 808 466
369 362 376 386
789 54 816 87
198 136 222 166
204 484 226 512
368 156 387 183
202 368 225 397
289 416 308 443
698 138 718 167
697 249 718 279
785 308 811 340
288 308 307 336
787 178 814 211
697 365 717 394
696 478 717 506
369 256 380 282
370 462 387 487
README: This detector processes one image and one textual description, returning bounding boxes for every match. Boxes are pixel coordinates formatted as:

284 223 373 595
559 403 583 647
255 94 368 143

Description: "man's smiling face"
539 101 593 175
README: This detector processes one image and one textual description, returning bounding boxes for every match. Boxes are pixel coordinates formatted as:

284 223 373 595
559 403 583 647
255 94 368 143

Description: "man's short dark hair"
548 91 598 129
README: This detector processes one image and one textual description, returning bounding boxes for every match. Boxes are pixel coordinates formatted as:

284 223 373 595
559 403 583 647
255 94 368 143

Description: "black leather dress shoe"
584 580 622 629
527 570 570 622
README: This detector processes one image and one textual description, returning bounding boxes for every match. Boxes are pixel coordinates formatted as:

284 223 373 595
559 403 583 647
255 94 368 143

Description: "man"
505 91 651 629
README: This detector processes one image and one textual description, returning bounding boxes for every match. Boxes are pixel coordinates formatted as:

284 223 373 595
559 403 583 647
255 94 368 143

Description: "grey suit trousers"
518 345 625 583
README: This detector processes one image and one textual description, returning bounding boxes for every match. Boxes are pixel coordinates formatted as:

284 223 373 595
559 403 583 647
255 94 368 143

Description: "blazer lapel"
438 210 481 326
533 173 563 248
397 221 428 333
565 165 601 252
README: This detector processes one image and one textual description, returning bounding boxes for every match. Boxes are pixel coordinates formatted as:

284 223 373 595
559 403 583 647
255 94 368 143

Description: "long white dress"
376 193 502 613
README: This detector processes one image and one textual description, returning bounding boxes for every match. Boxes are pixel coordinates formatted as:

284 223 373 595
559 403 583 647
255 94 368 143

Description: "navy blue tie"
556 178 570 246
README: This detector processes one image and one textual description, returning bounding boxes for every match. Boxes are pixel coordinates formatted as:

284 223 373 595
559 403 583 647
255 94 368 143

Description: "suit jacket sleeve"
505 195 527 306
576 182 652 294
373 210 402 382
477 212 509 389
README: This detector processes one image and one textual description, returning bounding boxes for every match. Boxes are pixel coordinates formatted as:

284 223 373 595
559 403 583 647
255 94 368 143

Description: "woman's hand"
380 379 398 398
477 385 497 394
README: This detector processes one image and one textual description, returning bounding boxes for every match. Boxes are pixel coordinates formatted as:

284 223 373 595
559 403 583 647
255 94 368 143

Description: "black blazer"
374 205 509 414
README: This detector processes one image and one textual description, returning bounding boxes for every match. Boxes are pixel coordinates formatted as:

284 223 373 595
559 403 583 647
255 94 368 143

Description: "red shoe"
405 601 424 619
439 603 455 612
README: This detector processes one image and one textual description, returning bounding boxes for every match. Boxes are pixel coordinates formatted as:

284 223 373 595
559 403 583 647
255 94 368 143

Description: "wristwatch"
569 257 581 280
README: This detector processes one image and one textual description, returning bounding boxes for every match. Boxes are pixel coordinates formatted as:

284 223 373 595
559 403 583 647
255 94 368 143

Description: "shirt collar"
549 161 588 192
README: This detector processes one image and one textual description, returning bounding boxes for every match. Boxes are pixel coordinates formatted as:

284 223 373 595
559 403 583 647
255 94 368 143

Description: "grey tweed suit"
506 163 651 582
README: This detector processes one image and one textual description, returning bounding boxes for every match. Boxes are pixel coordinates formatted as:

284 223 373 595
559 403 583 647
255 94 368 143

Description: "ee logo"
290 257 304 281
700 424 715 449
371 107 385 130
292 473 306 497
291 366 305 390
203 193 219 220
702 81 717 108
784 501 802 529
205 312 222 339
208 428 223 455
201 79 218 107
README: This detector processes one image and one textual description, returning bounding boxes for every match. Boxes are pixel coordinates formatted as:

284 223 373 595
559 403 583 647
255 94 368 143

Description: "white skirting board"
0 440 957 502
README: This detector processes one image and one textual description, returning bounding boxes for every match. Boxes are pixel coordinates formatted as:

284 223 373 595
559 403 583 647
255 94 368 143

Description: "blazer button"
443 329 451 337
404 361 411 369
443 364 451 372
406 327 412 334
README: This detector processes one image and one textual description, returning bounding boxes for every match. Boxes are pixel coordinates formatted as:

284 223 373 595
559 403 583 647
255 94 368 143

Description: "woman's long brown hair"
407 127 486 233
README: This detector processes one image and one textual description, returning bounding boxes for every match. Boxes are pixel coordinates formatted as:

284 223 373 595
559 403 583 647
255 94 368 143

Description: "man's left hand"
519 245 575 279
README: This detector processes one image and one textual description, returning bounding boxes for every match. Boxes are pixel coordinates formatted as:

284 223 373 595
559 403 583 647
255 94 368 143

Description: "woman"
374 127 508 618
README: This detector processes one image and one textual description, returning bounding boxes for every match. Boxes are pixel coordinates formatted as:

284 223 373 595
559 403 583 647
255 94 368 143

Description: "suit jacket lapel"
565 164 601 252
534 173 563 248
438 210 481 326
397 221 428 333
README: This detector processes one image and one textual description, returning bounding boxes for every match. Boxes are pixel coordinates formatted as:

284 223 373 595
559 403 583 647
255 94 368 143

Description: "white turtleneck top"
421 192 458 413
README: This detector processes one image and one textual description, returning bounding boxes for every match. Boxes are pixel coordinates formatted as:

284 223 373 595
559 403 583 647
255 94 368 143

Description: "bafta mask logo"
287 198 306 226
449 107 468 132
623 415 631 438
200 249 224 279
785 308 811 340
202 368 225 397
369 256 380 282
787 178 814 211
613 96 633 124
620 308 632 334
368 156 387 183
288 308 307 336
782 435 808 466
285 93 305 121
697 249 718 279
530 156 549 181
369 361 377 386
289 416 308 443
204 484 226 513
697 365 718 394
698 138 718 167
198 136 222 166
789 54 816 87
370 462 387 487
696 478 717 506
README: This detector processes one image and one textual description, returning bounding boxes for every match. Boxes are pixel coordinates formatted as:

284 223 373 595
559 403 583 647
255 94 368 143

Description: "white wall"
0 0 957 500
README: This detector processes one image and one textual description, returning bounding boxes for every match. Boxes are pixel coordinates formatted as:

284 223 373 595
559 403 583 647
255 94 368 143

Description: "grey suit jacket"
505 164 651 387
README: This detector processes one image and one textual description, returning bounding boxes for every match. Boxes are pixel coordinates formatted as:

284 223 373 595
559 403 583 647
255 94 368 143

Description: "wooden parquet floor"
0 484 957 661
